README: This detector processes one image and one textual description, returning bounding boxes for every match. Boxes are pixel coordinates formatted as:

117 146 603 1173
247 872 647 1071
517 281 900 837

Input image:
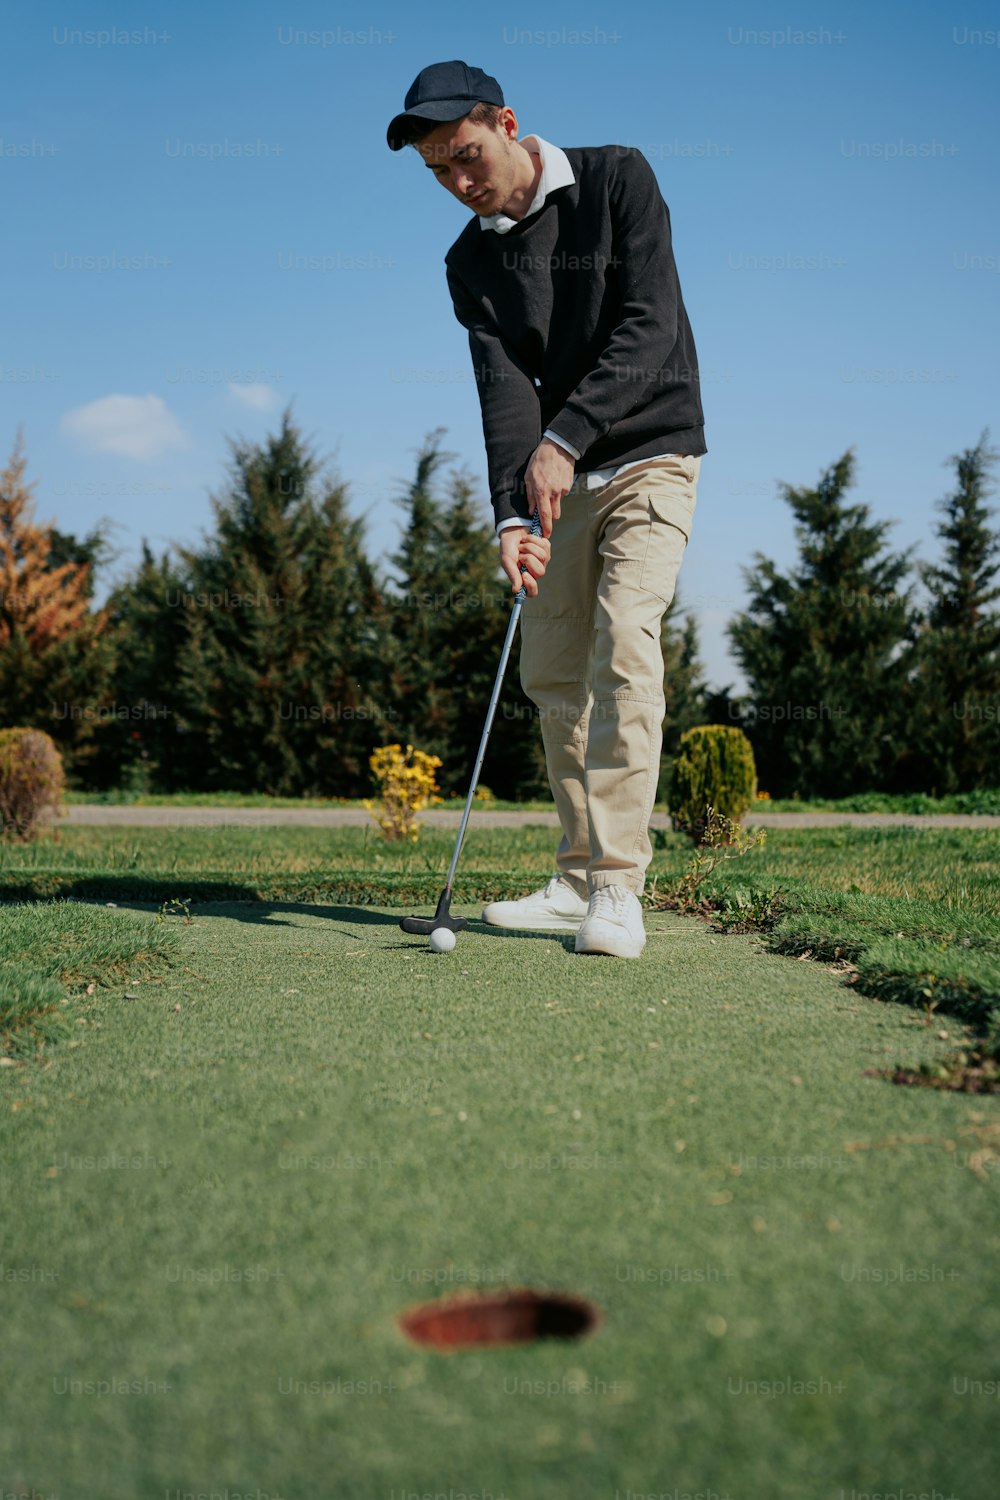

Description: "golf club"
400 510 544 939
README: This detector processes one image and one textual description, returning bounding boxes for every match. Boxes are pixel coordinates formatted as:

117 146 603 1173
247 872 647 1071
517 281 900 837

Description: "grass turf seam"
0 900 181 1057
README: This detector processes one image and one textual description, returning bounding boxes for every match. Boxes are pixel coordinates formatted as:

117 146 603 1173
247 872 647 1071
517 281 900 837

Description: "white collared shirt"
481 134 681 532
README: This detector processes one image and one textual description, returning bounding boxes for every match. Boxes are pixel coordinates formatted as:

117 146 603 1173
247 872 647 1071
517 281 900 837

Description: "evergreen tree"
385 430 455 764
172 407 387 796
443 469 548 800
909 432 1000 792
385 430 548 801
0 427 116 778
657 596 707 800
93 541 193 791
661 596 707 748
292 462 393 796
47 522 117 600
727 450 913 797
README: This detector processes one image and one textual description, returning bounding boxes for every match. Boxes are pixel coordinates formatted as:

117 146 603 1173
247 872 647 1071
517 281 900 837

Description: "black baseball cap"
386 60 504 151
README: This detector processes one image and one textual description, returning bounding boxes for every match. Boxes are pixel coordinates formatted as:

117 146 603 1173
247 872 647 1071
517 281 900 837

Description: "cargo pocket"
638 487 696 605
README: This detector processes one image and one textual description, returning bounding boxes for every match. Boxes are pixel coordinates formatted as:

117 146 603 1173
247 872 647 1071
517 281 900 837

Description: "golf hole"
397 1288 601 1350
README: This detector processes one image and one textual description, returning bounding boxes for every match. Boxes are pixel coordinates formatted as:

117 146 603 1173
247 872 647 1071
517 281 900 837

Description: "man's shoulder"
564 143 649 172
445 218 480 270
444 145 648 269
558 144 655 207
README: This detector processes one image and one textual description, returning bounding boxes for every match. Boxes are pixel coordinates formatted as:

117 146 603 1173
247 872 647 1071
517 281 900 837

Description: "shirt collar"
479 134 574 233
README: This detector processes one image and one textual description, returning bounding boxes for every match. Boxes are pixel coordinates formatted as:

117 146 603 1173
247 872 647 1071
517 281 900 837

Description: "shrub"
363 743 442 842
646 807 768 915
0 728 66 842
668 725 757 842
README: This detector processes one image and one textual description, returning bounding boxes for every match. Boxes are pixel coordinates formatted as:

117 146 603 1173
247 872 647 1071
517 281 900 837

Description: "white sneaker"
575 886 646 958
482 874 590 931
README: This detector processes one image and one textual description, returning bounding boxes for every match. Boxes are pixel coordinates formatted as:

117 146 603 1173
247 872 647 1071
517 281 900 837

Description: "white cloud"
227 382 279 411
60 394 188 461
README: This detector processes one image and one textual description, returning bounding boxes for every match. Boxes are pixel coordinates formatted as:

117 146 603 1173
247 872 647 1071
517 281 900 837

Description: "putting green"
2 899 996 1497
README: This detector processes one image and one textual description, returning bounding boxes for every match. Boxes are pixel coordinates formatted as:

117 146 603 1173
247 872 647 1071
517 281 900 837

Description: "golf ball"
429 927 456 954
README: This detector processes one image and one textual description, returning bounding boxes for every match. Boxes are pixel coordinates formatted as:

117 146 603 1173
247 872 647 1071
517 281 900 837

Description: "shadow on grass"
64 897 407 930
0 872 549 909
62 895 577 949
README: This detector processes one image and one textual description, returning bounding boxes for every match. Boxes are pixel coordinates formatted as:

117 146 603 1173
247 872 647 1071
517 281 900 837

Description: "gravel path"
47 805 1000 829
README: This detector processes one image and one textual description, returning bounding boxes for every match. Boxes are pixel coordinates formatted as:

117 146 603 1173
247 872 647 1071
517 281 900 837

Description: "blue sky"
4 0 998 690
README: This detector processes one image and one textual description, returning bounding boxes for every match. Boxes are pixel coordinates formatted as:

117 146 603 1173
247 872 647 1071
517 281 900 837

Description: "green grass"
2 825 998 1492
62 786 1000 814
63 787 558 812
64 787 367 808
674 828 1000 1056
3 822 997 1023
850 939 1000 1024
757 788 1000 815
2 893 998 1496
0 965 68 1052
0 901 180 1056
4 820 999 902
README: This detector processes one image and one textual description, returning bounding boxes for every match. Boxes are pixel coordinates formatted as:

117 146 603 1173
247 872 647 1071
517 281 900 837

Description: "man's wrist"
542 428 581 462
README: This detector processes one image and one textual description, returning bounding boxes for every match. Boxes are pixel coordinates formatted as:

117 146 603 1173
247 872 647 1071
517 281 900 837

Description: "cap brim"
386 101 471 151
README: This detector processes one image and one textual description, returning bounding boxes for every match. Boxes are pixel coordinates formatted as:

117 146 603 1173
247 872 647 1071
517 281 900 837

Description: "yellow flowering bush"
363 743 443 842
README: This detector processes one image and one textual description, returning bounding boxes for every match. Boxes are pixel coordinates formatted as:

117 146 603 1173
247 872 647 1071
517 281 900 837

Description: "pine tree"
727 449 913 797
93 541 193 791
385 429 455 765
293 463 391 796
46 523 116 601
909 432 1000 792
661 597 707 749
385 431 548 800
657 596 707 800
441 468 548 800
0 427 116 777
172 407 387 796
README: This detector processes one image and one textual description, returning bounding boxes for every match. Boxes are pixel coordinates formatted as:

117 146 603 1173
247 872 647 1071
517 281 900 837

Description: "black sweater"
444 144 706 528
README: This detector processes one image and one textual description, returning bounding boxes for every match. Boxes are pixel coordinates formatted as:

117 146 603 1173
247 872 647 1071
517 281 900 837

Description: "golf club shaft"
442 511 543 894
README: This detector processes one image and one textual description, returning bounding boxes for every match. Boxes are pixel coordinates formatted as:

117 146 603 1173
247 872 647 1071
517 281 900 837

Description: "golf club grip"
514 510 544 603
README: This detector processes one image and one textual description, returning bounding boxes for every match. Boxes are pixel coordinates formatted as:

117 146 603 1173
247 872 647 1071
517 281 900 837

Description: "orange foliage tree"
0 427 116 776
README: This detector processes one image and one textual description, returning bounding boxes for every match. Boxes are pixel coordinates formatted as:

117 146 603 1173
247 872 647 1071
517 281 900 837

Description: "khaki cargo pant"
518 453 701 899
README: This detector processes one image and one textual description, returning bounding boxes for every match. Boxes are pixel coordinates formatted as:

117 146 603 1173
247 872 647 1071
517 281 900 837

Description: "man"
387 60 706 958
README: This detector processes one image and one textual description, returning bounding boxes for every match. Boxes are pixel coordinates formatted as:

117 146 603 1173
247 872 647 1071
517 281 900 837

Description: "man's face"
415 108 521 215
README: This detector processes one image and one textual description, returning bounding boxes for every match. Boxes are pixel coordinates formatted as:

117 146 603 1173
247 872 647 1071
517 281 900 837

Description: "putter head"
400 913 469 935
399 888 468 936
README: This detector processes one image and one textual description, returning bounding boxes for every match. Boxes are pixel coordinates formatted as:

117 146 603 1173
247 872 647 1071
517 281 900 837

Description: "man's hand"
499 524 551 597
524 436 575 537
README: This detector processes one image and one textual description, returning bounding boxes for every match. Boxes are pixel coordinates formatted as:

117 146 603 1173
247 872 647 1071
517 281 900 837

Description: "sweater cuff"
542 428 581 462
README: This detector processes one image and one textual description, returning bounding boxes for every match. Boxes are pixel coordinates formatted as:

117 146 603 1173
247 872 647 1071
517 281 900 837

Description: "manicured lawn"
4 821 999 907
62 787 560 812
1 826 998 1495
3 822 998 1017
61 786 1000 814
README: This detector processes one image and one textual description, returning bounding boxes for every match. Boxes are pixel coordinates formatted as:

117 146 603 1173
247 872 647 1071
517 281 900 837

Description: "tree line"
1 410 997 800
